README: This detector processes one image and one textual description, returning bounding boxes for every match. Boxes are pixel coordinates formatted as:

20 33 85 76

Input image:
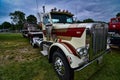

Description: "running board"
41 50 48 56
40 44 49 56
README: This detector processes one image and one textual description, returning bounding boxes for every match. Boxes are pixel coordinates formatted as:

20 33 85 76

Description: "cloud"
0 16 11 24
0 0 120 24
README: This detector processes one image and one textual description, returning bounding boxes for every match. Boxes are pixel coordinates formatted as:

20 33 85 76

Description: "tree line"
0 11 120 32
0 11 37 32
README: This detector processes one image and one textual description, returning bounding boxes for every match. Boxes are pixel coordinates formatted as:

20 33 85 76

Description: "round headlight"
107 38 111 44
77 47 88 56
83 48 88 56
79 51 84 55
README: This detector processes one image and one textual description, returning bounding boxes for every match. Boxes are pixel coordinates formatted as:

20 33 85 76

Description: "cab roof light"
50 8 73 16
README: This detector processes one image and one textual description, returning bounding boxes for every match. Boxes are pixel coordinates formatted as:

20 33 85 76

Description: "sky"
0 0 120 24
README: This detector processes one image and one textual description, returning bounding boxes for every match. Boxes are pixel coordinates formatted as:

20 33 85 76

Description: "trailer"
29 8 110 80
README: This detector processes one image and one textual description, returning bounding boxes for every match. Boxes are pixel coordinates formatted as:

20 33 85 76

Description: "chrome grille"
92 23 108 54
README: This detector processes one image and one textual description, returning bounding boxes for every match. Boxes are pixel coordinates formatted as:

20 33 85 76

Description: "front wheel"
52 51 74 80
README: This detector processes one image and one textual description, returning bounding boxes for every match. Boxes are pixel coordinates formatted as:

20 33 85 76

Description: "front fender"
49 43 85 69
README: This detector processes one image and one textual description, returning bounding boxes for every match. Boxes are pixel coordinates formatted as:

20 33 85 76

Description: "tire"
30 39 37 48
40 42 44 50
22 34 26 38
52 51 74 80
30 39 32 45
97 56 103 64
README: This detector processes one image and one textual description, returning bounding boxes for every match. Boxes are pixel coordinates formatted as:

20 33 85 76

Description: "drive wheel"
97 56 103 64
30 39 37 48
52 51 74 80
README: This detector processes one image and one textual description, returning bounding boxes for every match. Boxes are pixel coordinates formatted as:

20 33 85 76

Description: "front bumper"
74 48 110 71
110 37 120 47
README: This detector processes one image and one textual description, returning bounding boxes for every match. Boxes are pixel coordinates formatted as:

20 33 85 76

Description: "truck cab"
108 17 120 48
39 8 110 80
109 17 120 34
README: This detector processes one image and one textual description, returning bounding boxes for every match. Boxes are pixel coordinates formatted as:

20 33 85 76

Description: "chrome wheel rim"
54 57 65 76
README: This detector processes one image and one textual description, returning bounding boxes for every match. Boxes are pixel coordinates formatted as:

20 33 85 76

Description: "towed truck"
22 22 41 38
21 22 43 47
30 8 110 80
28 31 43 48
108 17 120 48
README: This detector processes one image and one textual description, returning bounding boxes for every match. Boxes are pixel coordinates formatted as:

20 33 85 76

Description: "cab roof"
50 11 74 17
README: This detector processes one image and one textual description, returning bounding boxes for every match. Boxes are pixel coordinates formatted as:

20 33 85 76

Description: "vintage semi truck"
108 17 120 48
29 8 110 80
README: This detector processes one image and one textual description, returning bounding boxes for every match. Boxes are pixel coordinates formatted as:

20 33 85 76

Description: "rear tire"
52 51 74 80
97 56 103 64
22 35 26 38
30 39 37 48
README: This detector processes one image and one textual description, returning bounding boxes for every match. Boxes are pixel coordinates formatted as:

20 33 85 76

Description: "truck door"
43 15 52 41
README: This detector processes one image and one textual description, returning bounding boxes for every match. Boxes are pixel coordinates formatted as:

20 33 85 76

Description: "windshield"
51 14 73 23
111 18 120 23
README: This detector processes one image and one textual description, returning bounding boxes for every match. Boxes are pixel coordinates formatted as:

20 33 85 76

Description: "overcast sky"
0 0 120 24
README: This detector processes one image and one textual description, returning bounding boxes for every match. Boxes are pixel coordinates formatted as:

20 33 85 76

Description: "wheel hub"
54 57 65 76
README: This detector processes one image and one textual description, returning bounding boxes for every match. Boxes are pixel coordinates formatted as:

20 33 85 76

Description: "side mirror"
73 17 77 23
45 23 53 40
39 22 42 29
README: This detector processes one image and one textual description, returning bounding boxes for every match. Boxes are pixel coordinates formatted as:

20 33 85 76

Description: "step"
40 50 48 56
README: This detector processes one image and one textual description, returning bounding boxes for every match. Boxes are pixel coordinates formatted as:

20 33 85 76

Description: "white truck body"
29 9 110 80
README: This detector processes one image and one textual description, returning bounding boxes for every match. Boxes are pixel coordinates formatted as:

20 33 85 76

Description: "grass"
0 33 120 80
75 50 120 80
0 33 59 80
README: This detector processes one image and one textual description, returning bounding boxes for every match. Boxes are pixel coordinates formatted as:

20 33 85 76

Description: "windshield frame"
50 13 73 23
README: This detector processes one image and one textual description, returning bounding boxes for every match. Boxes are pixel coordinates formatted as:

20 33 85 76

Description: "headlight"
77 47 88 56
107 38 111 44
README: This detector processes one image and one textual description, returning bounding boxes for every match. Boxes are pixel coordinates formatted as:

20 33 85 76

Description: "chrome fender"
49 43 86 69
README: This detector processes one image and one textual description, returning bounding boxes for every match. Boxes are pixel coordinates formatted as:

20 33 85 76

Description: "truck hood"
53 23 97 29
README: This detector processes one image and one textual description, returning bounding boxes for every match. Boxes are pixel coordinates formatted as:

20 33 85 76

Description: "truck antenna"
35 0 41 22
43 6 45 13
36 0 39 11
74 4 78 22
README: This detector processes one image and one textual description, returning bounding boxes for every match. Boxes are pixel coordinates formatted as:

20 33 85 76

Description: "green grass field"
0 33 120 80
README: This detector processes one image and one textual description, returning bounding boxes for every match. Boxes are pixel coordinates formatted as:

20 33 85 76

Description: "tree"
10 11 25 24
76 20 82 23
83 18 94 23
1 22 11 29
9 11 25 31
0 24 2 29
116 12 120 17
11 24 16 31
27 15 37 24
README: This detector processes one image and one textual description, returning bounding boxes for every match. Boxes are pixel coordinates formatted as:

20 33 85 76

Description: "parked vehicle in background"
21 21 43 48
28 31 43 48
22 22 40 38
108 17 120 48
0 29 9 32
